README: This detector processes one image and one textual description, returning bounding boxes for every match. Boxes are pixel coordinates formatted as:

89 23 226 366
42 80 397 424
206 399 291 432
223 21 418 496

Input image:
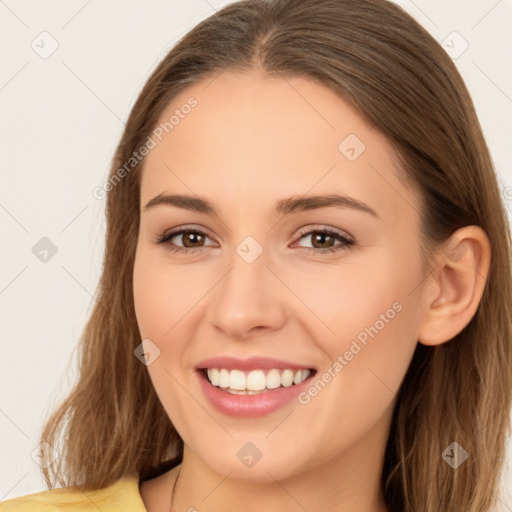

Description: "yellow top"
0 474 147 511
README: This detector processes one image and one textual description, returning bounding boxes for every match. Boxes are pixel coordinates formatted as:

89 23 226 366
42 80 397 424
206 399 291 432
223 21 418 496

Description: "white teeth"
281 369 294 387
229 370 246 390
205 367 311 392
246 370 266 391
209 368 220 386
293 369 304 385
266 369 281 389
218 369 229 388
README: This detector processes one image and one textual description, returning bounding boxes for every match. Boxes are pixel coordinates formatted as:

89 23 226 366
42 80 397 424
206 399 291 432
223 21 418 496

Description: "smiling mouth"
198 367 317 395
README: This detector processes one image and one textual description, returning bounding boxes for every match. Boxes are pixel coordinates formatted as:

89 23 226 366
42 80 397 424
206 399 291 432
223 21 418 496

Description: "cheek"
132 251 196 429
133 258 169 340
133 249 202 343
311 247 422 387
296 269 421 453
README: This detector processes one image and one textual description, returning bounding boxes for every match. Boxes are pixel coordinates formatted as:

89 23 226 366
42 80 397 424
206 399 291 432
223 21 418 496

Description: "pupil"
314 233 332 248
182 232 335 249
185 233 202 247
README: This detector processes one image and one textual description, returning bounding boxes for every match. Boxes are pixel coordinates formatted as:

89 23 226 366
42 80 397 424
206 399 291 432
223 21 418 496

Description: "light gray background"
1 0 511 508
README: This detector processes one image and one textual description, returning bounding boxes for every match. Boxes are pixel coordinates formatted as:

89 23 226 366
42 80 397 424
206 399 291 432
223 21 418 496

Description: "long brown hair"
39 1 512 510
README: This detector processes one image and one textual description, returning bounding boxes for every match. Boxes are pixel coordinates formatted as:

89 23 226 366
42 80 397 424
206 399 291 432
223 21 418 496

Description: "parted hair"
39 1 512 511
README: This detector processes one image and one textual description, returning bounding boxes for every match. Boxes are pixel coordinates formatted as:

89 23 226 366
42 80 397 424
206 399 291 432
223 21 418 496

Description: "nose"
206 241 287 340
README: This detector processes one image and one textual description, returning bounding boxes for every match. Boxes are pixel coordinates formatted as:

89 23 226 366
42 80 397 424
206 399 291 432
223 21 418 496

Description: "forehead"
139 69 417 225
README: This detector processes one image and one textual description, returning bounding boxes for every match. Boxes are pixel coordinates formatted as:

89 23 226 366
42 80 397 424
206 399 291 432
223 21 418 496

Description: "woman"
2 0 510 511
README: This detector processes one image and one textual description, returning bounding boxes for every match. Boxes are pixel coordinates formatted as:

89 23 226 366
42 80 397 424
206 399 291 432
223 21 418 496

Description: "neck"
172 419 391 512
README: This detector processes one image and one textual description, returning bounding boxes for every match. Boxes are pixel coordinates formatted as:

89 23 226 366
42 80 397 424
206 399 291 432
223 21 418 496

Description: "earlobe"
417 226 491 347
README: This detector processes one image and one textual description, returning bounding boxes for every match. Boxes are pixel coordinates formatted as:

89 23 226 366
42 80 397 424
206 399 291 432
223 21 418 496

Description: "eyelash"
153 225 355 255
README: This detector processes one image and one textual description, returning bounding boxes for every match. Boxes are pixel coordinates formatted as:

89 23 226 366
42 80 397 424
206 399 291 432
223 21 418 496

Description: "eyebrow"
143 193 379 218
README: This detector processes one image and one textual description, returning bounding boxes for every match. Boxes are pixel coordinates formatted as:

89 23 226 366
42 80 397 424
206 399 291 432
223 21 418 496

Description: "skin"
133 68 491 512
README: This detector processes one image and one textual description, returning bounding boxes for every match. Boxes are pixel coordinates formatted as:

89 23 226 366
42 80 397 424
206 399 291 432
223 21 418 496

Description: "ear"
417 225 491 346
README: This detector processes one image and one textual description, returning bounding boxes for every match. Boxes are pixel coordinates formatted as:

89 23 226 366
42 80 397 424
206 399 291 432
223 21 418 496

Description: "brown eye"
154 226 355 256
294 228 355 254
177 231 206 248
154 228 215 254
310 231 337 249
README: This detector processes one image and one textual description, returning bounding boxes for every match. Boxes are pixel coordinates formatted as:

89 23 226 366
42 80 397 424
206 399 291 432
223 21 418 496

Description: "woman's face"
133 69 427 482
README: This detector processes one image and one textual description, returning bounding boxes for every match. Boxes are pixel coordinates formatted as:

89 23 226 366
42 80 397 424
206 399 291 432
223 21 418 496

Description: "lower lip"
195 369 315 418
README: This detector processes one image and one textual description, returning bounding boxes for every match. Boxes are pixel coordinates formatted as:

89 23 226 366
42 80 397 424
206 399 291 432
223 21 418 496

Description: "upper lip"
196 356 316 372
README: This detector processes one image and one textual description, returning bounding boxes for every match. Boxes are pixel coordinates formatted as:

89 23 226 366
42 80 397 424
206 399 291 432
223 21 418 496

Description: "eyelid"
160 224 218 243
154 223 355 254
294 224 354 242
159 223 352 241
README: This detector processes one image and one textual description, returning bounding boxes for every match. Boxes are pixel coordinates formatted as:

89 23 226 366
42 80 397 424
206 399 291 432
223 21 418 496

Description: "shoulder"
0 474 146 512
